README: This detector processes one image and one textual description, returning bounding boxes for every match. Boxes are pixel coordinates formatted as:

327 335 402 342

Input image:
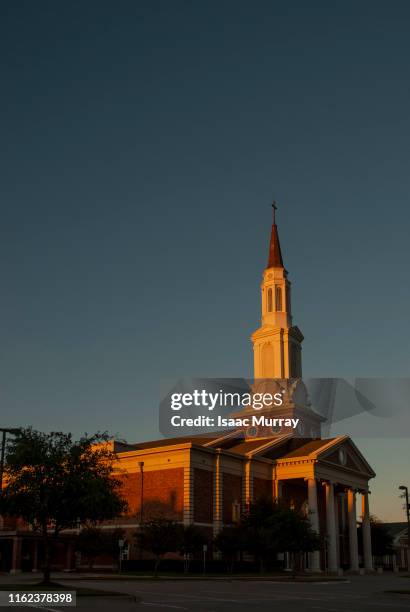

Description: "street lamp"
0 428 21 492
399 485 410 570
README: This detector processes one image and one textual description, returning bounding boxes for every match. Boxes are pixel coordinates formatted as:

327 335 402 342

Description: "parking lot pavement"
1 574 409 611
54 575 410 611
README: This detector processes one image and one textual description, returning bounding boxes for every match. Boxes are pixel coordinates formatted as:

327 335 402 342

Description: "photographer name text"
170 415 299 428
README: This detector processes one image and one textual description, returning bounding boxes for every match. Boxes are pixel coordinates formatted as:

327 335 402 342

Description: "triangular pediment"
317 436 375 477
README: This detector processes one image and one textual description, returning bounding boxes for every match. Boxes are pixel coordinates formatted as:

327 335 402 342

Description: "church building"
0 208 376 573
106 207 376 573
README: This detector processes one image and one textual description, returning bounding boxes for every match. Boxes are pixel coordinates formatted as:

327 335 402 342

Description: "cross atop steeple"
272 200 278 224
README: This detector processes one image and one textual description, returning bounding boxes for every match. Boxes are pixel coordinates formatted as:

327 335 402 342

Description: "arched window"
267 288 273 312
275 286 282 311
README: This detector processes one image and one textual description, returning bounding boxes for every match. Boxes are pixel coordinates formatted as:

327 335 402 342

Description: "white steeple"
252 203 303 379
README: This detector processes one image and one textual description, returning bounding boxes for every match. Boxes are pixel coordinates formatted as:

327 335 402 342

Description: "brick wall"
253 477 272 501
118 467 184 521
193 468 213 523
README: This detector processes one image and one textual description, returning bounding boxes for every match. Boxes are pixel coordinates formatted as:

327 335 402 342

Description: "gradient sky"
1 1 410 520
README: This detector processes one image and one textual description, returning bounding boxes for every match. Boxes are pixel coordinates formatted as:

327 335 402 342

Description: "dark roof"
227 438 278 456
121 434 219 452
278 438 337 459
267 223 284 268
119 435 338 459
113 433 374 477
113 441 139 452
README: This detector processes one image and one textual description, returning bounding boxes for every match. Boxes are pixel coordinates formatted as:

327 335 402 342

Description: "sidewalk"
2 570 408 584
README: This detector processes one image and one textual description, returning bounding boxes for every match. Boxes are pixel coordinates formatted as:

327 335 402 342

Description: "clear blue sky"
1 1 409 520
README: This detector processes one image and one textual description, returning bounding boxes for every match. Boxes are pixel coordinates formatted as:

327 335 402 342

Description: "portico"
272 435 375 572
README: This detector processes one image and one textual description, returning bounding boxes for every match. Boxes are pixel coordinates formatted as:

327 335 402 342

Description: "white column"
274 478 283 502
307 478 321 571
347 488 359 571
334 493 341 568
325 481 338 572
361 491 373 571
272 466 280 502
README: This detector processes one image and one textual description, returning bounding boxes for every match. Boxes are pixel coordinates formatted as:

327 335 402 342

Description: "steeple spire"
252 204 304 380
267 200 284 268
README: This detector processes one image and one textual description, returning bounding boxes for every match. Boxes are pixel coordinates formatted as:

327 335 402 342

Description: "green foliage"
241 498 280 562
214 525 245 573
215 498 320 573
135 521 207 575
177 524 206 556
75 527 105 568
136 518 180 576
0 427 128 583
0 428 127 532
176 524 207 573
75 526 126 568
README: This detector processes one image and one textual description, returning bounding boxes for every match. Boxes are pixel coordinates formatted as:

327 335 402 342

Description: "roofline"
312 435 376 477
243 433 293 457
306 435 349 458
116 440 251 462
275 434 376 478
343 437 376 477
202 430 243 447
116 441 195 458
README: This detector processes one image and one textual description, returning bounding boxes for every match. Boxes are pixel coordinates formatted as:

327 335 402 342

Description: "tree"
0 428 127 584
74 526 126 569
275 508 320 576
101 527 127 567
214 525 245 573
75 527 105 569
136 518 180 577
241 498 320 573
241 498 283 572
177 525 206 573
